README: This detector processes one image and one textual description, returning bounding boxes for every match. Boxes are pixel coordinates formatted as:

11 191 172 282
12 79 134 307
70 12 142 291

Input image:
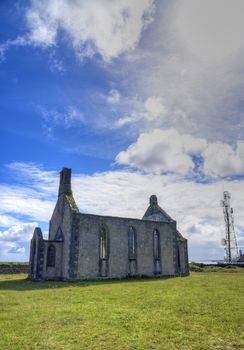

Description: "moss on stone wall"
176 236 186 241
65 192 79 211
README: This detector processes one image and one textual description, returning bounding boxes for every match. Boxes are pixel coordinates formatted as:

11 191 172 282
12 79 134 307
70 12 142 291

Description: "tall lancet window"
100 224 107 259
153 230 160 260
177 245 181 271
99 224 109 277
128 226 136 260
47 244 56 267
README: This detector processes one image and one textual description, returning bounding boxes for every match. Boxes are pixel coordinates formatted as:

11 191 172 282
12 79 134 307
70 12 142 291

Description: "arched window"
47 244 56 267
153 230 160 260
100 225 107 259
128 227 136 260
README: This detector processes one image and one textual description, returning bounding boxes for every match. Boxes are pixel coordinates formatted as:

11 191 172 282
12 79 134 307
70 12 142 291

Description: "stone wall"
178 240 189 275
41 241 64 280
0 264 29 274
71 213 180 280
48 193 76 279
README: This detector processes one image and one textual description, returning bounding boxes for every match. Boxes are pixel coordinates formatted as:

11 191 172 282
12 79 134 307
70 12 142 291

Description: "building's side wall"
73 214 178 280
160 222 178 276
48 194 75 279
177 240 189 275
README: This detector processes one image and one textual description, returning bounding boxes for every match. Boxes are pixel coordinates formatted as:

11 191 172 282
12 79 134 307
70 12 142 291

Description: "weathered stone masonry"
29 168 189 280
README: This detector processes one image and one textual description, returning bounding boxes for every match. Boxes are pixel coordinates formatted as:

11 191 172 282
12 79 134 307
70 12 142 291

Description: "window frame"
47 244 56 267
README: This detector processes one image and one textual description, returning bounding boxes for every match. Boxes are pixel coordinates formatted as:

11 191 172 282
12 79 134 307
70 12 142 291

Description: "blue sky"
1 0 244 262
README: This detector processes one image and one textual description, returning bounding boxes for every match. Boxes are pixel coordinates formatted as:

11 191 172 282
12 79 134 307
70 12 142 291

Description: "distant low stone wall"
0 264 29 274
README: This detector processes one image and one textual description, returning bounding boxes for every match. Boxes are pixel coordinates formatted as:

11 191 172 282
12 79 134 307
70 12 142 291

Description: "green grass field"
0 272 243 350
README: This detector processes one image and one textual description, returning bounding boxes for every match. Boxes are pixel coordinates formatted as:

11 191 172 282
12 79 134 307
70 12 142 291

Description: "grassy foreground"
0 272 243 350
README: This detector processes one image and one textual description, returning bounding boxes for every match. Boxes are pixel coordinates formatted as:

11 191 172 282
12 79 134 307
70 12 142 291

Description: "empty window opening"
100 225 107 259
128 226 136 260
177 246 181 271
153 230 160 260
47 245 56 267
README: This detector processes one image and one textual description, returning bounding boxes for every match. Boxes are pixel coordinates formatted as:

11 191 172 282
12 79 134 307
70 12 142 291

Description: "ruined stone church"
29 168 189 280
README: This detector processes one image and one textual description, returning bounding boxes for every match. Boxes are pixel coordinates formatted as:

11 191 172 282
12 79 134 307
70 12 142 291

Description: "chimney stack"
58 168 72 196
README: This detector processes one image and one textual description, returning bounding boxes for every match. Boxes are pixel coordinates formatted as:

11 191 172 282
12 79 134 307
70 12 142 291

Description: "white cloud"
0 223 37 242
0 214 21 228
0 223 36 261
175 0 244 62
203 141 244 177
15 247 26 254
115 96 168 127
0 184 55 222
116 127 244 178
116 128 207 174
26 2 58 46
22 0 155 61
112 1 244 145
144 97 167 120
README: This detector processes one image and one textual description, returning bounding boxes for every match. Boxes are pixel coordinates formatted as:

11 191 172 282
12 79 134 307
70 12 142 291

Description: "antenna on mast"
220 191 239 263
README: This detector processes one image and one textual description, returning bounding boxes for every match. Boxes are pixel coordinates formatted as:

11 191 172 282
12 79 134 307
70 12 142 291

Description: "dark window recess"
47 245 56 267
153 230 160 260
100 225 107 259
177 246 181 271
128 226 136 260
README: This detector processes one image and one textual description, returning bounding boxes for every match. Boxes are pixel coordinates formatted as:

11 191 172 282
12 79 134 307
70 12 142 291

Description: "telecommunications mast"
220 191 239 263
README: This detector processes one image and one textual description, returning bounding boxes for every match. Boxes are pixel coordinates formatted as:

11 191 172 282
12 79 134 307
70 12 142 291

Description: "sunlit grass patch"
0 272 243 350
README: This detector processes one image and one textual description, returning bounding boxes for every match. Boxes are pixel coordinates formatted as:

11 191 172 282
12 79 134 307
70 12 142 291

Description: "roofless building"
29 168 189 280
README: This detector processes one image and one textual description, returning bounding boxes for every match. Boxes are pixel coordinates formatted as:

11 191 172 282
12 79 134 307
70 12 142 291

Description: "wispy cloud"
107 89 121 104
0 36 29 62
39 106 85 139
1 163 57 225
